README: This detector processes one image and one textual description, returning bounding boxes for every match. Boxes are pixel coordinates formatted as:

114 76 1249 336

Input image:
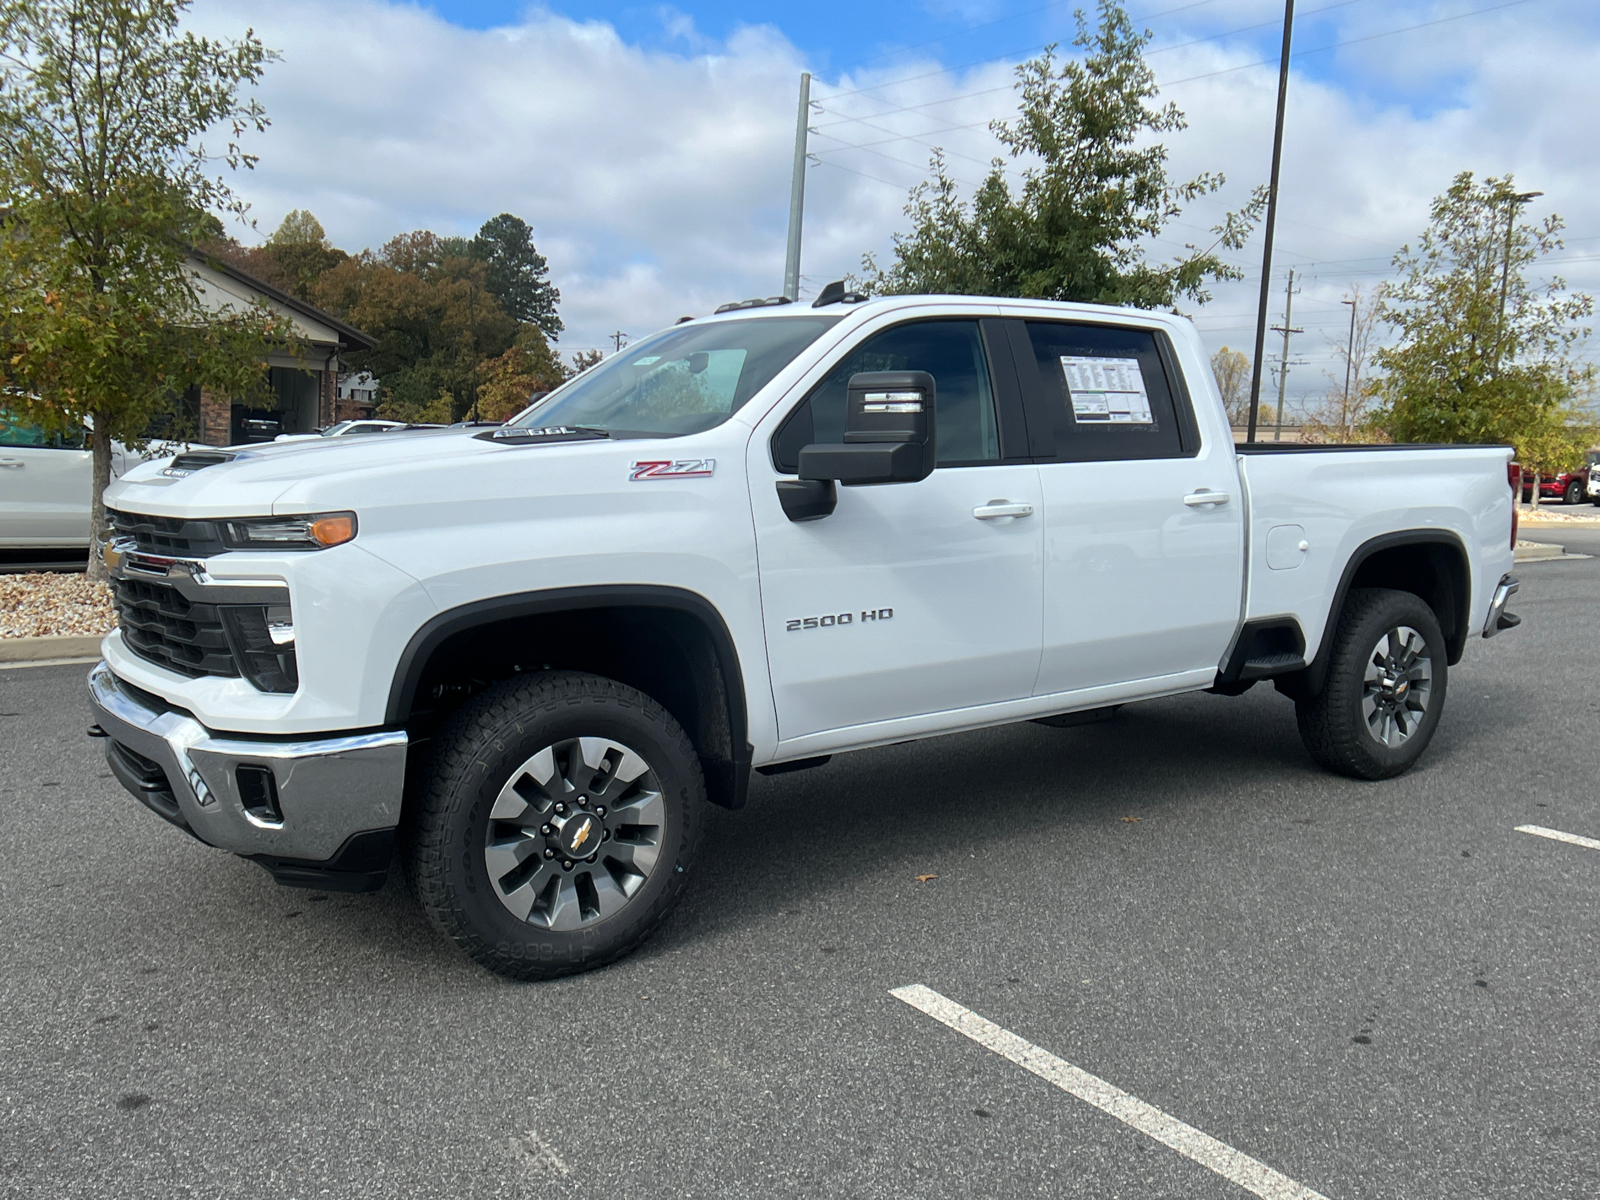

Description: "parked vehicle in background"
274 419 417 443
1521 464 1591 506
91 291 1521 981
0 410 191 561
1587 451 1600 505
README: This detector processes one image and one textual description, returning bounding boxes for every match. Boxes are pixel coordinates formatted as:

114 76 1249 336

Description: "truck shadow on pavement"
162 671 1534 986
657 677 1529 952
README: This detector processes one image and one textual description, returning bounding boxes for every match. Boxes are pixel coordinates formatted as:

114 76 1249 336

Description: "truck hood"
104 427 606 518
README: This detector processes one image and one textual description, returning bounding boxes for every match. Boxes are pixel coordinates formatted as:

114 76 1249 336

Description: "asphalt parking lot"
3 531 1598 1199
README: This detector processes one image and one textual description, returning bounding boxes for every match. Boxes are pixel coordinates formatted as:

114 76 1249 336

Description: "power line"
810 131 990 188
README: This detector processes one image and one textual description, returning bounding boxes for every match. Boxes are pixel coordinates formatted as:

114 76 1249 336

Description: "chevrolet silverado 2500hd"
89 291 1522 980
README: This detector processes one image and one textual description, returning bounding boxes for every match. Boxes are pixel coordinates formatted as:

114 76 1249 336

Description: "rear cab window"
0 410 85 449
1020 321 1194 461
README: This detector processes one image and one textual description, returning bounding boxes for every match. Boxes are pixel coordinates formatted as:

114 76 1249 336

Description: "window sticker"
1059 355 1153 424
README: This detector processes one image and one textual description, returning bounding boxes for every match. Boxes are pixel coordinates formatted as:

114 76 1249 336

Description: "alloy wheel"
483 736 665 929
1360 625 1433 749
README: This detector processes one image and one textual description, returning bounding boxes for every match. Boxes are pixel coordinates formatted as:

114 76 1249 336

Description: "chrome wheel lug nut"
586 854 597 864
554 803 566 815
541 824 552 835
602 829 610 841
562 860 574 871
543 848 555 859
595 805 606 817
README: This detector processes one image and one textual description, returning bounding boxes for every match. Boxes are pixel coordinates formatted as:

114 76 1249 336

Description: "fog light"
220 605 299 693
265 605 295 647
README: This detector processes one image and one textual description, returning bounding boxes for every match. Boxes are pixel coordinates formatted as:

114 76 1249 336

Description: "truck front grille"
107 509 229 558
111 577 240 679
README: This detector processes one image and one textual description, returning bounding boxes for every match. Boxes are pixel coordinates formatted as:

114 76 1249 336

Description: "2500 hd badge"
786 608 894 631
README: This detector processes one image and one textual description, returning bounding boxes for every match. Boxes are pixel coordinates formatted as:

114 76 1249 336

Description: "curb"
0 633 107 663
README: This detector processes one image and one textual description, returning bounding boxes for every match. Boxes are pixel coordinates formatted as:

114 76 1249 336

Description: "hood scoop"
161 450 238 477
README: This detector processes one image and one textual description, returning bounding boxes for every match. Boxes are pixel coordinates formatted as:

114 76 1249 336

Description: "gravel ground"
0 574 115 638
1520 505 1600 523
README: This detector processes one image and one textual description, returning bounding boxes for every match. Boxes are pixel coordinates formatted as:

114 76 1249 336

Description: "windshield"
508 315 840 437
320 422 354 437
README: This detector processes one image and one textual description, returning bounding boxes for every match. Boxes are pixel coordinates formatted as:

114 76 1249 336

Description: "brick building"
189 255 377 447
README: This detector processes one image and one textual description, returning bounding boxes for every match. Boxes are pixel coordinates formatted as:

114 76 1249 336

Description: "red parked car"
1522 465 1591 506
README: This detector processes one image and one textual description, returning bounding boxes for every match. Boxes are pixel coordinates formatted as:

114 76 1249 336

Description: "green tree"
1372 172 1594 486
311 230 520 422
262 209 346 300
567 348 603 377
475 327 565 422
0 0 282 578
860 0 1264 306
470 213 562 338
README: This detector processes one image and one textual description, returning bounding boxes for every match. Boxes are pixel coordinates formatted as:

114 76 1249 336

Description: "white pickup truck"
89 291 1522 980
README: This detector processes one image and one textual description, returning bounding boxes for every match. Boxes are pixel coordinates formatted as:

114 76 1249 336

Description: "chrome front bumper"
88 661 407 869
1482 573 1521 637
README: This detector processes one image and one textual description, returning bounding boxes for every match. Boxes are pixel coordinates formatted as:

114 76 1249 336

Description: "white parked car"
91 292 1521 980
274 419 413 443
0 410 191 555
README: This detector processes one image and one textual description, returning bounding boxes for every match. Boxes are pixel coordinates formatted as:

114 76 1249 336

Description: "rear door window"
1022 322 1186 461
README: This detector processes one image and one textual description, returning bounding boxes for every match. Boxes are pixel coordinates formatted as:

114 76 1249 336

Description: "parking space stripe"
1515 824 1600 852
890 984 1331 1200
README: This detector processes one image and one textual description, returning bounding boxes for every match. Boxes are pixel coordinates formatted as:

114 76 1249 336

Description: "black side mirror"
797 371 936 487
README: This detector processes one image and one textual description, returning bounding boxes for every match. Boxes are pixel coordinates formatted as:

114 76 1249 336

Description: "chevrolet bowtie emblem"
570 817 593 850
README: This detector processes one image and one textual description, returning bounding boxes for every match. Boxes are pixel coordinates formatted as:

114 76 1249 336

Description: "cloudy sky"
192 0 1600 408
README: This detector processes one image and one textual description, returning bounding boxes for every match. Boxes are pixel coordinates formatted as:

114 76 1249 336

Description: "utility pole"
1270 268 1303 442
1340 295 1358 430
1340 297 1357 405
1246 0 1296 444
1496 189 1542 367
783 72 812 303
467 280 479 423
610 331 628 354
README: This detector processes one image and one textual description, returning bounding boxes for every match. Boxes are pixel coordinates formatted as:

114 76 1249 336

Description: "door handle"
1183 491 1229 507
0 458 24 468
973 501 1034 520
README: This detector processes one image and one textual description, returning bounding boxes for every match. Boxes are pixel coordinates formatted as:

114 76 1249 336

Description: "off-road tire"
404 671 705 980
1295 588 1448 781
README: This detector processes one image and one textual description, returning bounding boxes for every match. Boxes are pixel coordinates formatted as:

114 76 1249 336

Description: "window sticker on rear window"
1059 356 1152 424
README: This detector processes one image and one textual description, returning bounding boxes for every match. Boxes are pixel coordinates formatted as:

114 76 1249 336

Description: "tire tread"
404 671 704 980
1295 587 1447 781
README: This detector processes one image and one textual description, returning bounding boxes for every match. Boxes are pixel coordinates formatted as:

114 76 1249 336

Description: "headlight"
222 512 357 550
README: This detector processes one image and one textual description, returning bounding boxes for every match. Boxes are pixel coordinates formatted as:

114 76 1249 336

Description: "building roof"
193 252 378 352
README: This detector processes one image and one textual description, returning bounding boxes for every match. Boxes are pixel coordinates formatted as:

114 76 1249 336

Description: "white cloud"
191 0 1600 398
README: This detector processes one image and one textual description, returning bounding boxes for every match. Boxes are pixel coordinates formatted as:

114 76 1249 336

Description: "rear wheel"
1295 588 1448 780
405 671 705 980
1565 480 1583 505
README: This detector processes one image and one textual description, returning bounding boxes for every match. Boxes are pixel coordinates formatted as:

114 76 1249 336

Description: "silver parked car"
0 410 189 555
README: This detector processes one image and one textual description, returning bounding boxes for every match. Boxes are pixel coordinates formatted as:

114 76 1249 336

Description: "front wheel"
1565 481 1583 505
405 671 705 980
1295 588 1448 780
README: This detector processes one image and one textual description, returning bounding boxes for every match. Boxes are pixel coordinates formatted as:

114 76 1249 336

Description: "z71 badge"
630 459 715 481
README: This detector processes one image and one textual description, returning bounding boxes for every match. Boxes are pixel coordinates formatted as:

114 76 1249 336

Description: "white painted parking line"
1516 824 1600 852
891 984 1331 1200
